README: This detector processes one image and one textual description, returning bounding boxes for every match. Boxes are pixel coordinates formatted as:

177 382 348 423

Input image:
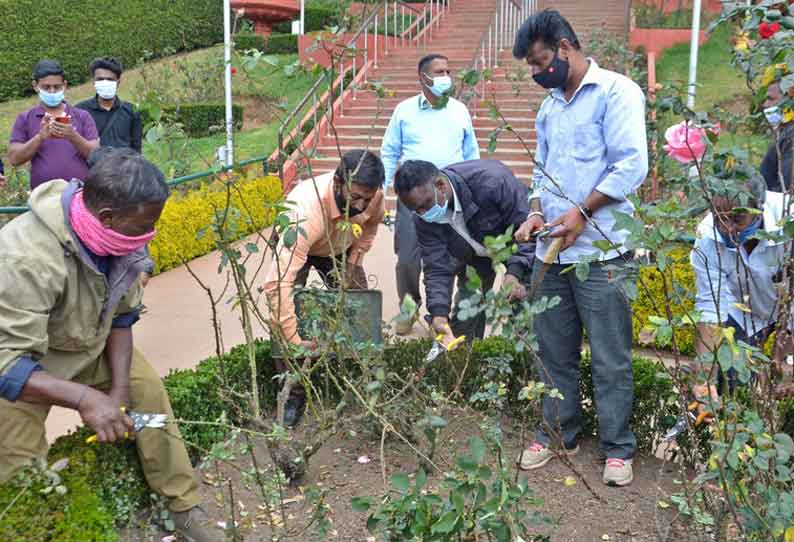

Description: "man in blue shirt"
512 10 648 486
381 53 480 334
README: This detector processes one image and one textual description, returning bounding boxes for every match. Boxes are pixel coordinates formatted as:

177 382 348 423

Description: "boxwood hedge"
0 0 223 101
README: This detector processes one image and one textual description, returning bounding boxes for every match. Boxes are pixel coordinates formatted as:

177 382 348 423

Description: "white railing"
273 0 453 182
470 0 538 118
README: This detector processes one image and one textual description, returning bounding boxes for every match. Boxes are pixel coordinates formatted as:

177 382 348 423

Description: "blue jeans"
532 256 637 460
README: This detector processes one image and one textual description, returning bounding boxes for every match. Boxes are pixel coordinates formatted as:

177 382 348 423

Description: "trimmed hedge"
149 175 283 273
234 33 298 54
144 104 244 137
271 7 340 34
0 0 223 101
234 32 267 53
266 34 300 55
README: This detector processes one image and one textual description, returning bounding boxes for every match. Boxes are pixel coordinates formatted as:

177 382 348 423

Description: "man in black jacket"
394 159 534 344
77 57 142 153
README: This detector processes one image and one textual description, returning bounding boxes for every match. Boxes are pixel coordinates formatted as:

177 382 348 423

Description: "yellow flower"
734 33 750 50
762 63 789 87
351 223 363 238
785 108 794 124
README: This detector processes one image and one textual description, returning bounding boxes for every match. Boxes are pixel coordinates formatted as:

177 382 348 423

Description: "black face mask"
335 185 364 218
533 53 569 89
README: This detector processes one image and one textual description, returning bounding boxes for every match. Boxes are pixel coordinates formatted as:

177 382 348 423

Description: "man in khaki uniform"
0 149 211 542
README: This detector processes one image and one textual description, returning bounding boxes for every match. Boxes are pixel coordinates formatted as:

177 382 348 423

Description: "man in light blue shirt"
512 10 648 486
690 181 788 402
380 53 479 334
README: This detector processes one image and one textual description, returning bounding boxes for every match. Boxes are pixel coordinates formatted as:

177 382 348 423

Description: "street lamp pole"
687 0 702 109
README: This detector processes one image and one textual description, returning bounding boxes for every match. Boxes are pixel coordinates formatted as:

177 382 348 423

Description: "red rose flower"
759 21 780 39
231 67 237 75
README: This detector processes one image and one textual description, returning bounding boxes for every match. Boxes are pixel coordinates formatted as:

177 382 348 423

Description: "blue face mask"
419 186 449 223
425 74 452 97
720 217 762 249
39 89 64 108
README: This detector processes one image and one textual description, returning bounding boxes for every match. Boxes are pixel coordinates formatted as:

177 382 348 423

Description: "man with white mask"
381 53 480 334
77 57 143 153
8 59 99 189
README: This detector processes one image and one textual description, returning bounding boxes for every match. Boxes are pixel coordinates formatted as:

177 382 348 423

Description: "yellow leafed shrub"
631 246 697 355
150 175 283 273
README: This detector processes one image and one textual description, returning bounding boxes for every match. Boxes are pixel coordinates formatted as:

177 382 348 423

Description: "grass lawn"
0 46 323 179
656 24 746 112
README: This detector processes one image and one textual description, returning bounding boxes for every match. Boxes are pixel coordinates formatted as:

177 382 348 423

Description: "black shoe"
283 393 306 428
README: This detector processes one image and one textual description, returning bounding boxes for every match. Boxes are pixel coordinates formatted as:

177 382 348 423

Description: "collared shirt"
9 102 98 189
76 96 143 152
437 178 488 257
263 172 385 344
532 60 648 264
380 93 480 187
691 191 789 336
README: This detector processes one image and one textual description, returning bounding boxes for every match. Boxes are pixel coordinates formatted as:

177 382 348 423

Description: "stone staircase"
299 0 630 205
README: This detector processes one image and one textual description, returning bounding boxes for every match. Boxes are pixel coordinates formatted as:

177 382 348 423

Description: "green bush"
234 32 266 53
166 104 244 138
149 175 283 274
266 33 299 55
271 7 340 33
0 0 223 101
631 247 697 355
164 340 278 464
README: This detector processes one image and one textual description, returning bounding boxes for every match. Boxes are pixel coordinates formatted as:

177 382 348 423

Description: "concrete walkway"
45 225 428 441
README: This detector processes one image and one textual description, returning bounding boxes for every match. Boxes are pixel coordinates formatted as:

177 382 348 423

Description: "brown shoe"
172 506 214 542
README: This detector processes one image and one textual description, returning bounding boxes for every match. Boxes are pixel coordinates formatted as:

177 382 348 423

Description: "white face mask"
764 105 783 128
95 80 118 100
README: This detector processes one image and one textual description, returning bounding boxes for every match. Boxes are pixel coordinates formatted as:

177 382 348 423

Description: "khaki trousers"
0 349 200 512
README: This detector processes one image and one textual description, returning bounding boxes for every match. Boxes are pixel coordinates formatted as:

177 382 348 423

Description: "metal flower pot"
272 288 383 357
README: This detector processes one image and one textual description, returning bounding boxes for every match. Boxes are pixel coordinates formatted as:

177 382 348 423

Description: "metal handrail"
273 0 452 182
469 0 536 119
0 154 273 216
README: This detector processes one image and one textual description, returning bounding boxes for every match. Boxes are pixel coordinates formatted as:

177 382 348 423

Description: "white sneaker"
603 457 633 486
518 441 580 471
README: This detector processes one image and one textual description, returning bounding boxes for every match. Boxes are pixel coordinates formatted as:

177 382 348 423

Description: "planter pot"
272 288 383 357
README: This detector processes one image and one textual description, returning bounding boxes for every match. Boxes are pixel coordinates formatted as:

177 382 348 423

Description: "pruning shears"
664 399 716 441
425 333 466 364
85 407 168 444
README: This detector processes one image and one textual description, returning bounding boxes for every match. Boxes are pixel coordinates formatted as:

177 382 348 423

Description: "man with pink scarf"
0 149 212 542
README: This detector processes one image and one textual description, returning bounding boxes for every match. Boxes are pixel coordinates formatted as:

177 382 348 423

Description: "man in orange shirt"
263 149 385 426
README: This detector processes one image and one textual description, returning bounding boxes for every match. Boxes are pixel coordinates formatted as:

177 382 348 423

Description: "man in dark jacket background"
77 57 142 153
394 159 534 344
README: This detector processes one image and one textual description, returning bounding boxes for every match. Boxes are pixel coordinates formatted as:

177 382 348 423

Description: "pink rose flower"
663 121 707 164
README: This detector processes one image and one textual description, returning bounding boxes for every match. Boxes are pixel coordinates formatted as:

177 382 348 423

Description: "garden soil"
124 412 692 542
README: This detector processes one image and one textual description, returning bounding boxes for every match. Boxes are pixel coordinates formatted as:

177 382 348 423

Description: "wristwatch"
580 206 594 219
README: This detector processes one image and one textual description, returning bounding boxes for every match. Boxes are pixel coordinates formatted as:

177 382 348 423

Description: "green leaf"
283 228 298 248
775 433 794 461
427 415 447 428
575 262 590 282
431 511 460 534
391 472 410 493
415 467 427 490
469 436 486 464
351 496 371 512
